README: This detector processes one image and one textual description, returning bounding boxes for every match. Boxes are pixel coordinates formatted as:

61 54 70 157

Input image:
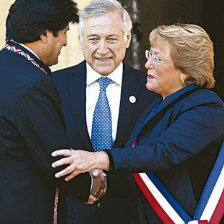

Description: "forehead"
151 39 171 56
82 12 123 36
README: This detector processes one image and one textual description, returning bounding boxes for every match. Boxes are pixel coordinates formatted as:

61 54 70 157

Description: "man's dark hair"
6 0 79 43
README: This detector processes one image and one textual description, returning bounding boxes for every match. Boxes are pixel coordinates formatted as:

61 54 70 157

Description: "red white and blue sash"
131 101 224 223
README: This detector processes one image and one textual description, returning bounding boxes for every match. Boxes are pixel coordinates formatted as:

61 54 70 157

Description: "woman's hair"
149 24 215 88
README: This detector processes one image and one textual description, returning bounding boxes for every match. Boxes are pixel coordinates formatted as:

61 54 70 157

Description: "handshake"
88 169 107 204
51 149 110 204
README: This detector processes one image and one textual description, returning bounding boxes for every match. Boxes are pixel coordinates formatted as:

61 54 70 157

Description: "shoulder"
182 88 224 108
0 49 54 94
52 61 86 81
173 88 224 125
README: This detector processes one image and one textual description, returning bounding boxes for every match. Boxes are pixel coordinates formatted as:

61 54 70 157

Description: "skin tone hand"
86 169 107 204
51 149 109 181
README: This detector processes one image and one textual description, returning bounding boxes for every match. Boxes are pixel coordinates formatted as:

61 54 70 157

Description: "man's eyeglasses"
145 50 172 64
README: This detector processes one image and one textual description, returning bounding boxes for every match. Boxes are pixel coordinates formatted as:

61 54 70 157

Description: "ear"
125 33 132 48
78 34 82 43
179 72 189 86
40 30 51 43
78 34 83 49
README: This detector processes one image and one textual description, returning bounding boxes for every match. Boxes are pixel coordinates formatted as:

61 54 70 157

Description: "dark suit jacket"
0 42 91 224
109 84 224 223
53 61 159 224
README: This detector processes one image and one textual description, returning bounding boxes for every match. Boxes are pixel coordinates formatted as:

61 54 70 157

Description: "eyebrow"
150 48 160 55
87 34 119 38
107 34 119 38
87 34 99 37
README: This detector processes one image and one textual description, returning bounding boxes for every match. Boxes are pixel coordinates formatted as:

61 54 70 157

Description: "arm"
52 95 224 177
109 101 224 172
16 77 91 200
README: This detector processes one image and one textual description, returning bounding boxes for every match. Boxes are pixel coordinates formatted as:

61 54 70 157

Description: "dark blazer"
53 61 159 224
109 84 224 223
0 42 91 224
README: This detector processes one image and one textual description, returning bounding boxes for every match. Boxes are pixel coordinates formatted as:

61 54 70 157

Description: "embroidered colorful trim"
4 43 48 75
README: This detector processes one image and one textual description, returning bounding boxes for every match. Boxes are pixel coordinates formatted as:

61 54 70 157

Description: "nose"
145 57 154 69
97 40 108 54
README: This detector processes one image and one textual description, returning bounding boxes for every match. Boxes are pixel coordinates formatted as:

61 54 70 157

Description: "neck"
24 41 46 64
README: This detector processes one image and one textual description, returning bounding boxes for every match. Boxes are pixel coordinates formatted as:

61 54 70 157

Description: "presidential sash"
131 95 224 223
132 141 224 223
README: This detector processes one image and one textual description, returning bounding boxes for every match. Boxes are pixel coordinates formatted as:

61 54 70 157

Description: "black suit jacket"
0 42 91 224
53 61 159 224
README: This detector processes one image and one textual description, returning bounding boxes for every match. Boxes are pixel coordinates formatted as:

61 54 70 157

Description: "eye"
88 38 99 43
154 56 162 63
107 37 118 43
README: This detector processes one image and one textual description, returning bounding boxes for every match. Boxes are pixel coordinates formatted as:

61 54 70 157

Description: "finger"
52 156 72 168
54 165 76 178
64 170 82 181
96 187 107 198
85 199 94 205
92 169 100 177
51 149 72 157
102 187 107 194
86 195 98 204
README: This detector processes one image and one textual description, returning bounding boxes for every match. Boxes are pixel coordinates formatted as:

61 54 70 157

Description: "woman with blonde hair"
52 24 224 223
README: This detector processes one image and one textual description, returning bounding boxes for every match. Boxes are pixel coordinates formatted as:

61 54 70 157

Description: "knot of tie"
99 77 111 91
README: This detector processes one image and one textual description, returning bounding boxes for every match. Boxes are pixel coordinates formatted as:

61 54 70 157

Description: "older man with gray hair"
53 0 158 223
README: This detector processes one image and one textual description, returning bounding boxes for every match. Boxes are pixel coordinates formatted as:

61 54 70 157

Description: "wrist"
95 151 110 170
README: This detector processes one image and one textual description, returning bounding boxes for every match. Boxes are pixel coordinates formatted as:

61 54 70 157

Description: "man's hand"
86 169 107 204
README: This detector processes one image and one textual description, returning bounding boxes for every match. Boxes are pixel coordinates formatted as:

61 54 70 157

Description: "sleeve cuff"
103 149 115 171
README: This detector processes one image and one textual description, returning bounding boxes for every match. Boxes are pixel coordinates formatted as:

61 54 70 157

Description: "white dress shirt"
86 63 123 142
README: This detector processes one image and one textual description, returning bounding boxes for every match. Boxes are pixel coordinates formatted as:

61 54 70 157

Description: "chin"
96 69 113 76
146 83 153 91
49 60 58 67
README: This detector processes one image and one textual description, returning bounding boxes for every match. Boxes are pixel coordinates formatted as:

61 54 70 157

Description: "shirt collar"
86 62 123 87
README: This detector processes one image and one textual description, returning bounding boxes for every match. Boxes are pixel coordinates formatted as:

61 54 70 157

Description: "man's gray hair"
78 0 132 41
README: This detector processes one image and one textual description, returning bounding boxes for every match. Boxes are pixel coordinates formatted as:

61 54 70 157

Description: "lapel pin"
129 96 136 104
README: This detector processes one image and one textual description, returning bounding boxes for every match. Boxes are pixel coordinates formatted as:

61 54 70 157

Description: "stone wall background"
0 0 92 71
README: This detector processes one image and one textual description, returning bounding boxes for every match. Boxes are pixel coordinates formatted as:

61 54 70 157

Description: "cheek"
156 67 168 82
114 46 126 60
83 46 95 58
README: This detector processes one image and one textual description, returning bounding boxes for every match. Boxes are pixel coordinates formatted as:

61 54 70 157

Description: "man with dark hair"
0 1 102 223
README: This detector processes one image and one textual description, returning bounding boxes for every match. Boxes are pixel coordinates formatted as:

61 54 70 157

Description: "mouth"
95 56 113 62
147 74 155 79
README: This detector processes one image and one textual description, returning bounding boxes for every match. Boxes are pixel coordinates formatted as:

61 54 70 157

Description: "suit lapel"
114 65 143 147
68 62 92 151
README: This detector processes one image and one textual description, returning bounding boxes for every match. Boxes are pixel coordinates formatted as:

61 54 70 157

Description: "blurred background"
0 0 223 99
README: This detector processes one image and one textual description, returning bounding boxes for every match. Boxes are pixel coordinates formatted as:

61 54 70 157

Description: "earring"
180 74 185 86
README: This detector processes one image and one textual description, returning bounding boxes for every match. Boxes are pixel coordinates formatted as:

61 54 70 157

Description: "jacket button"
96 202 103 208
